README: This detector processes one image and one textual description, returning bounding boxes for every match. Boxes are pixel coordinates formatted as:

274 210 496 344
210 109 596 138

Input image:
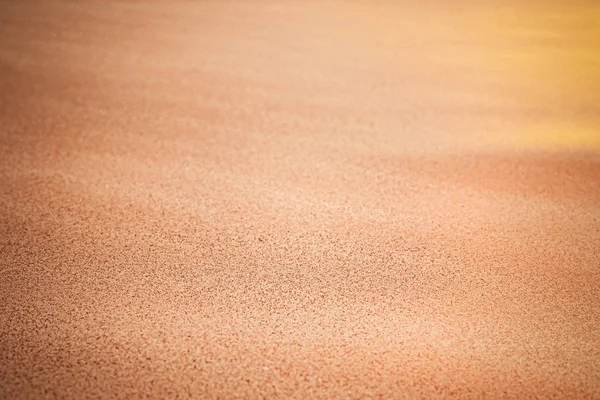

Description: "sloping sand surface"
1 1 599 398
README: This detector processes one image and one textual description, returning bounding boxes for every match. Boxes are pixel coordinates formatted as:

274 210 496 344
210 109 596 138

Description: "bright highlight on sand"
511 123 600 152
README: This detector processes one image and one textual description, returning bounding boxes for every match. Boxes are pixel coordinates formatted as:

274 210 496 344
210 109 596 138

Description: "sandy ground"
1 1 600 398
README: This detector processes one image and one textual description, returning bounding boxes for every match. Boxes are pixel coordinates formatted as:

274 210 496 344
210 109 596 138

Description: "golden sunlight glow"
474 3 600 151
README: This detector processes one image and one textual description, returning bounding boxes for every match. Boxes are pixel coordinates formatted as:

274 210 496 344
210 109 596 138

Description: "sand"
1 1 599 398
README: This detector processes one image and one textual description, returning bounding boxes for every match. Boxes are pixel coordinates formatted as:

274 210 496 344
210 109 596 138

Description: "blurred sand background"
1 1 599 398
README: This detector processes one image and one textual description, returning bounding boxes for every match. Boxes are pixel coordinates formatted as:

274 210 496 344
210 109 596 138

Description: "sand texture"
1 1 600 398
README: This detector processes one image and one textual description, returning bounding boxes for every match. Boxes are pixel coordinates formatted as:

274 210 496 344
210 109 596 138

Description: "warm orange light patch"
467 3 600 152
481 5 600 103
494 122 600 152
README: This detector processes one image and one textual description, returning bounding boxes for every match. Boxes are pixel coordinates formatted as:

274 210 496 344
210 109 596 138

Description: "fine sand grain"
1 1 599 398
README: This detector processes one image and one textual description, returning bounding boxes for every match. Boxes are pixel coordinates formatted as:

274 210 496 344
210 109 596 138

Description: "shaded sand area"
1 1 599 398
